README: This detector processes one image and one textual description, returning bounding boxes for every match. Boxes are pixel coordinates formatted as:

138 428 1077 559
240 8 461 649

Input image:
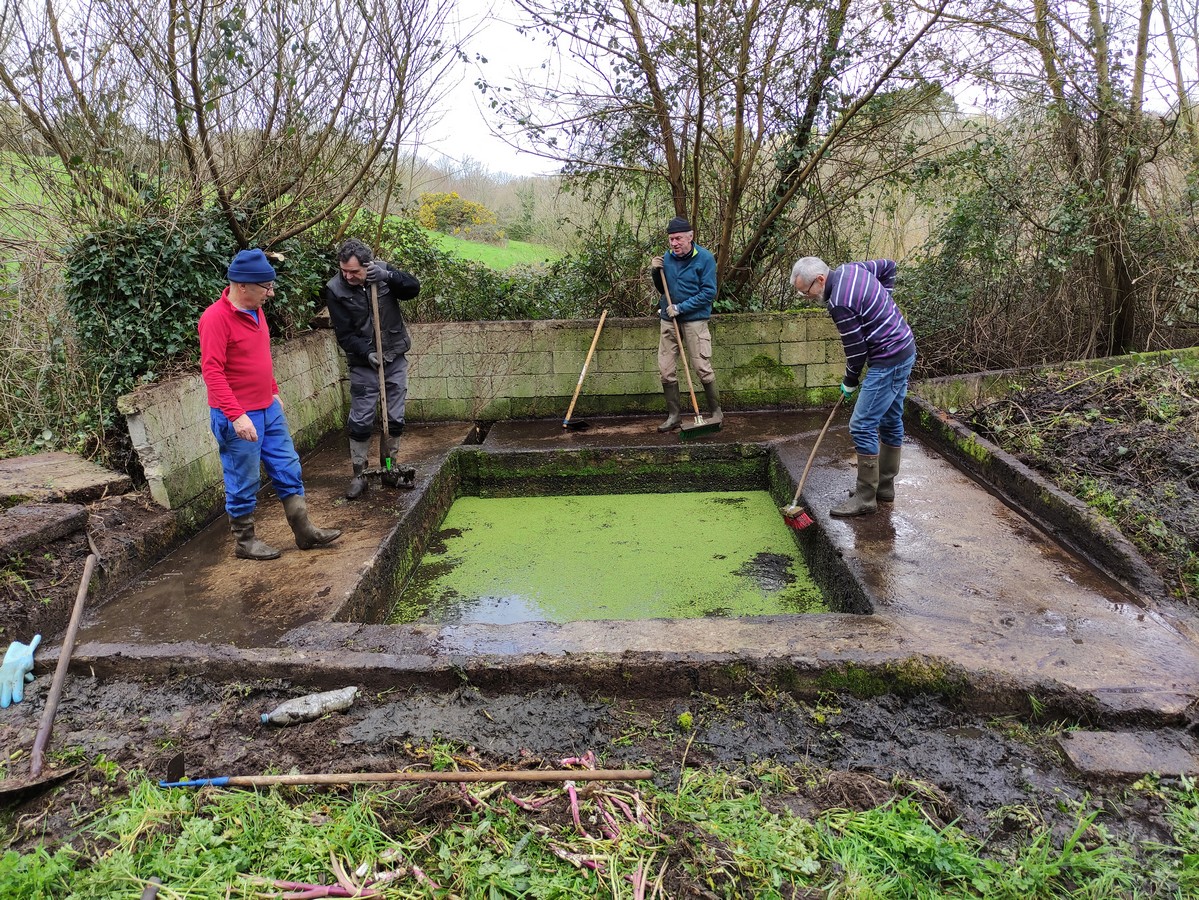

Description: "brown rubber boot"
658 382 682 432
280 495 341 550
228 514 281 560
830 454 879 517
877 443 902 503
702 380 723 423
346 438 372 500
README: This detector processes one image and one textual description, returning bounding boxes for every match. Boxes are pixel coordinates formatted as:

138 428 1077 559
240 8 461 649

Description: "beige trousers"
658 318 714 385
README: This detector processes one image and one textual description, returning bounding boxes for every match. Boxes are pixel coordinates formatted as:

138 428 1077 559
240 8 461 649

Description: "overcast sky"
418 1 558 178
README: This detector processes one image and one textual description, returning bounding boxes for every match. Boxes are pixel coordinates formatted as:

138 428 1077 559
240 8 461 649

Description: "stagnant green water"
392 491 827 624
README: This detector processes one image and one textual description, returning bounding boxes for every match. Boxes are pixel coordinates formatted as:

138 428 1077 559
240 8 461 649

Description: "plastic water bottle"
260 686 359 726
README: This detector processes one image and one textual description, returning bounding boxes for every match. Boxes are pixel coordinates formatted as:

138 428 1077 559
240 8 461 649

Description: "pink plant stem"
566 781 590 837
412 865 440 891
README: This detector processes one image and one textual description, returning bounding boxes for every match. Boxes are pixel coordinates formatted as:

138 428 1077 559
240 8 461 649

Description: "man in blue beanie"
198 248 341 559
649 216 722 431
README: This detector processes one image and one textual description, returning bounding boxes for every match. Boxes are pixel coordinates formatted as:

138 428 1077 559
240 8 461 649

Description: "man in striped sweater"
790 257 917 516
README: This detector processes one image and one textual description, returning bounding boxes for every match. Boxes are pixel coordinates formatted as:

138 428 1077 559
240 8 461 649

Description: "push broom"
781 396 843 530
661 278 721 440
562 309 607 431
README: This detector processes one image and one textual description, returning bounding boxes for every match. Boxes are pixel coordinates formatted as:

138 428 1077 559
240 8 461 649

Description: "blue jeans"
848 355 916 456
210 399 305 518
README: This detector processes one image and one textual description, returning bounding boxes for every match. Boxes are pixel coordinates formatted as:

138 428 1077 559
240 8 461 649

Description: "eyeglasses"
795 276 822 296
253 281 276 291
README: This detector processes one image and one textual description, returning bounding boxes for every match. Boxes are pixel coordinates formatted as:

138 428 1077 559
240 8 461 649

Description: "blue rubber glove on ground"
0 634 41 708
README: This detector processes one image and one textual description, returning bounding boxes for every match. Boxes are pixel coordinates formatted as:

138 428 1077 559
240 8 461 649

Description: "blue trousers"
210 399 304 518
848 355 916 456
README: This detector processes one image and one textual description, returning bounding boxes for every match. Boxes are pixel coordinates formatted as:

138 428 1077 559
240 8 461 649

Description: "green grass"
425 228 562 270
3 757 1196 897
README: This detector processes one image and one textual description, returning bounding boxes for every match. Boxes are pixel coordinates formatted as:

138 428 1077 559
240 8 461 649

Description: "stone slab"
0 502 87 560
0 452 132 503
1057 729 1199 778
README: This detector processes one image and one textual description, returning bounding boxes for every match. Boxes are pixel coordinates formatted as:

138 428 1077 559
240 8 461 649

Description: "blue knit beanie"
226 249 277 282
666 216 692 234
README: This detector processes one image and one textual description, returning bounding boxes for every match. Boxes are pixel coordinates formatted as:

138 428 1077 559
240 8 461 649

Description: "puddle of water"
393 491 827 624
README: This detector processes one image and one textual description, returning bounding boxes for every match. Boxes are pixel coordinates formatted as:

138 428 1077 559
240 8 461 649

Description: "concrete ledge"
904 394 1169 606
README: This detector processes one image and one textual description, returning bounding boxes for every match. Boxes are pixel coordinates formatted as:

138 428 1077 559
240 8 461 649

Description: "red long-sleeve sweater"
198 287 280 420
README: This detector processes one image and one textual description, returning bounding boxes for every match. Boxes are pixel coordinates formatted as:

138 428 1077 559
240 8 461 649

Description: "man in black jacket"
323 238 421 498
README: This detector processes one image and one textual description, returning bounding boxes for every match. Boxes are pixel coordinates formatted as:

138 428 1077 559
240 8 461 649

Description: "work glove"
650 256 664 270
0 634 41 708
666 304 679 318
366 260 389 282
368 351 380 367
840 381 857 399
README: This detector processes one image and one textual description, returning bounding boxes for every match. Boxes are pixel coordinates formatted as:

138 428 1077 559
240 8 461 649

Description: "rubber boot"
658 382 682 432
877 443 902 503
228 514 281 560
380 432 416 488
281 495 341 550
830 454 879 517
346 438 372 500
702 380 723 423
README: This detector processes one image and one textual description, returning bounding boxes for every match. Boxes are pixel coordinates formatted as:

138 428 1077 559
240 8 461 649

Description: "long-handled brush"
563 309 608 431
781 397 842 530
365 282 415 487
661 278 721 440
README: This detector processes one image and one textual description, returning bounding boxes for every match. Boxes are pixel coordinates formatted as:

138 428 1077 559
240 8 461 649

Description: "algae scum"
394 491 827 624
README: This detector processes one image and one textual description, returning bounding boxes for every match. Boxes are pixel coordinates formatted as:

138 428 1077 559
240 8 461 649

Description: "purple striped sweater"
824 259 916 387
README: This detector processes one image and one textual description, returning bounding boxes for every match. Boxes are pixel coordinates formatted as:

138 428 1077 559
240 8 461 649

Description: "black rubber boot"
702 380 723 423
658 382 682 432
830 454 879 517
228 514 281 560
877 444 902 503
346 438 372 500
281 495 341 550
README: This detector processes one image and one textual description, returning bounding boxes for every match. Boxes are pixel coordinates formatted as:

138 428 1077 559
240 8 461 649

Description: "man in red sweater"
199 249 341 559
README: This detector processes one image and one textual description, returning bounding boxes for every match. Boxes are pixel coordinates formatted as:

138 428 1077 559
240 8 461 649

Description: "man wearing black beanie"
649 217 722 431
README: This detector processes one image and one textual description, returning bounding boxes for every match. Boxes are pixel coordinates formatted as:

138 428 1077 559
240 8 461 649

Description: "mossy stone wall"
118 313 844 518
405 312 845 420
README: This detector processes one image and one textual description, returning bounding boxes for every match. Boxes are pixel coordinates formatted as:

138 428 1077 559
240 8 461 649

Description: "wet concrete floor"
71 410 1199 721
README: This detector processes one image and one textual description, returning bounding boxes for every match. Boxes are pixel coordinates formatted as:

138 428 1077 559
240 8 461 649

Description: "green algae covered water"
393 490 827 624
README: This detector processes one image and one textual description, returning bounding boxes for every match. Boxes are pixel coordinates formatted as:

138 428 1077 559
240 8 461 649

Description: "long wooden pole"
161 768 654 789
563 310 607 427
31 553 97 777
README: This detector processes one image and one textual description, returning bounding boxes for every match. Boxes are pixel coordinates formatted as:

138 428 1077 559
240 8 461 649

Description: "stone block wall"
405 311 845 421
117 330 346 526
119 312 845 519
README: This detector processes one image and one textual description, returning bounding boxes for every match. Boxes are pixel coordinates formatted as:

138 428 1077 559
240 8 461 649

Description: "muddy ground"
0 677 1179 864
1 361 1196 871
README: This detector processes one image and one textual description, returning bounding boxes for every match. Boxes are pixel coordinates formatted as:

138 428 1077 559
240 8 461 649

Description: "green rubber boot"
877 443 902 503
830 454 879 517
658 382 682 432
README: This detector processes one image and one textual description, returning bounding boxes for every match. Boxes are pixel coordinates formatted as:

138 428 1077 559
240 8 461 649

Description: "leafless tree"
0 0 463 246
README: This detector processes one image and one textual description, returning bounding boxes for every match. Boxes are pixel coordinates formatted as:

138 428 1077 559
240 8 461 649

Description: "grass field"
425 228 562 270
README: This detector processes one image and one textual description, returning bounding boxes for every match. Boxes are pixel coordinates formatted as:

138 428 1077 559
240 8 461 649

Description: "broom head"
562 419 590 431
679 416 721 440
781 505 814 530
